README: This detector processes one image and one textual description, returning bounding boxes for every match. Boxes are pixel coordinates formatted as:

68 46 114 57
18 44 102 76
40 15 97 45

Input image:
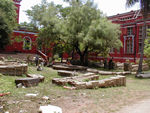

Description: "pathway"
117 99 150 113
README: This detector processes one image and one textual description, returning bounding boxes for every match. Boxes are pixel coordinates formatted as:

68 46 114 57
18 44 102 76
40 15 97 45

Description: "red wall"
5 30 38 54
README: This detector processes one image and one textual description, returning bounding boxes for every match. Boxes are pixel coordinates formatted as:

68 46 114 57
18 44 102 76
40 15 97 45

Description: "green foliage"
144 30 150 66
26 1 64 53
0 0 17 49
63 0 122 64
26 0 122 65
19 22 39 32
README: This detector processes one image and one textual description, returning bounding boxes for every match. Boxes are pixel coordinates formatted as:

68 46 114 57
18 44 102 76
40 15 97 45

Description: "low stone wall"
0 63 28 76
52 73 98 85
53 65 87 71
116 63 149 71
57 70 78 77
87 68 131 75
52 73 126 89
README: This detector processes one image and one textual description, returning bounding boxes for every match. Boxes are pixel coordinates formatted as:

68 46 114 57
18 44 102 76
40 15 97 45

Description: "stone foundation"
0 63 28 76
52 73 126 89
53 65 87 71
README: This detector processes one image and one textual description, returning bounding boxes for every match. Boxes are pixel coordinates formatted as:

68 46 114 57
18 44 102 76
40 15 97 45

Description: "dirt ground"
117 98 150 113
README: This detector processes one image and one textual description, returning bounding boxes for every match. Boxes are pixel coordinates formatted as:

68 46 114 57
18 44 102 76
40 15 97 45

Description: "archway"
23 36 32 50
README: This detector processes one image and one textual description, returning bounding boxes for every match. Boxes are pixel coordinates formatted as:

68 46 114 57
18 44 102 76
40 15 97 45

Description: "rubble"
39 105 62 113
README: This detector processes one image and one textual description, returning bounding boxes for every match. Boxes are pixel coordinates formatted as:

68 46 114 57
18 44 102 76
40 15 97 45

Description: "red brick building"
108 10 149 62
5 0 38 54
5 0 149 62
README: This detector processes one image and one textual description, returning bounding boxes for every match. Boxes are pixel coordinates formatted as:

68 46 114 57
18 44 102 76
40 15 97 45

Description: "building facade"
5 0 38 54
108 10 149 62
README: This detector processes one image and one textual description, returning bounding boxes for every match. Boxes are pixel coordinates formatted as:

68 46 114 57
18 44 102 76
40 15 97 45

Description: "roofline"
108 10 140 19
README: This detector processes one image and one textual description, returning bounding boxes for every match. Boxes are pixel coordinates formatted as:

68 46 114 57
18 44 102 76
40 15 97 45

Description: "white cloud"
19 0 140 23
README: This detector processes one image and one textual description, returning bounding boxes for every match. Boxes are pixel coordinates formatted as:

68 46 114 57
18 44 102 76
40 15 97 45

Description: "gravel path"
117 99 150 113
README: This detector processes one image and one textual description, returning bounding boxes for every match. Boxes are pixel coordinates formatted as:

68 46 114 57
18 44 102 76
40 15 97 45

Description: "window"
23 36 32 50
127 27 133 35
126 39 133 54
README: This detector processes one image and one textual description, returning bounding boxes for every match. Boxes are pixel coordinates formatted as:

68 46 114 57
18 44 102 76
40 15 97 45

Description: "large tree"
26 0 121 65
0 0 17 49
63 0 121 65
126 0 150 74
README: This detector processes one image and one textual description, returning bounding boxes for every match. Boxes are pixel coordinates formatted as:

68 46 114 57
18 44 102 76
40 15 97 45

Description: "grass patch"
0 66 150 113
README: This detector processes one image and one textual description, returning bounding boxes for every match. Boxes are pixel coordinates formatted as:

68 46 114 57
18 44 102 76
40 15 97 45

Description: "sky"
19 0 140 23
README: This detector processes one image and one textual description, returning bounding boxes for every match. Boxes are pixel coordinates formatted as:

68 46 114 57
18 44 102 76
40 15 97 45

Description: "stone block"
85 82 93 89
74 82 87 89
27 74 45 82
57 70 77 77
98 80 106 88
15 77 40 87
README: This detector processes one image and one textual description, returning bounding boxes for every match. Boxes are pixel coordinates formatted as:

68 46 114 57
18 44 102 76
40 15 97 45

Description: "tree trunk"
84 52 88 66
71 47 75 60
137 18 147 75
80 54 84 66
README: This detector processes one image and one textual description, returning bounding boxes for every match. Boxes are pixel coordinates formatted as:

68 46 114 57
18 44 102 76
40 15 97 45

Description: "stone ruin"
15 74 45 88
52 64 87 71
116 62 149 71
0 57 45 88
52 73 126 89
0 60 28 76
52 64 127 89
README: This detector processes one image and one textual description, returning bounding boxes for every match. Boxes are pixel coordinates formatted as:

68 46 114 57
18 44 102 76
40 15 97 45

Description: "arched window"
23 36 32 50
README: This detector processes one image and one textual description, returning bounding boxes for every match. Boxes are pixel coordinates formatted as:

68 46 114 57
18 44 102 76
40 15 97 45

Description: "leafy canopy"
63 0 121 55
0 0 17 49
26 0 122 65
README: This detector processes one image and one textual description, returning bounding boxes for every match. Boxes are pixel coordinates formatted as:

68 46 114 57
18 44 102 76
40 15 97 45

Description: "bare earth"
117 98 150 113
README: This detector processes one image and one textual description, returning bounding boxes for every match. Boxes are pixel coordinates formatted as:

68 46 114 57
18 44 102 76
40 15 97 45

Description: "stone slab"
57 70 77 77
136 73 150 78
53 65 87 71
15 77 40 87
27 74 45 82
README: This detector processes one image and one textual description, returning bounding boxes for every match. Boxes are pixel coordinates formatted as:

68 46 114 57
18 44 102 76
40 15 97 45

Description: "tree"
19 22 39 32
144 30 150 67
63 0 121 65
26 0 121 65
126 0 150 74
26 1 65 56
0 0 17 49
